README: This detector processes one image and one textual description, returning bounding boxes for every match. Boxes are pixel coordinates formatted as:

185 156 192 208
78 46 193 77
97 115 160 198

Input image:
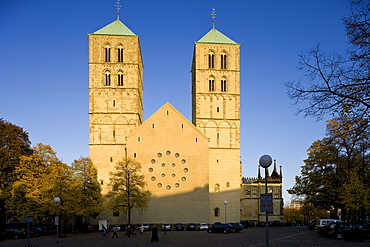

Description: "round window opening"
171 173 176 177
151 159 156 164
181 177 186 182
171 163 176 167
183 168 188 173
175 153 180 158
157 183 162 188
161 173 166 178
148 167 154 172
157 153 162 158
181 159 186 164
166 185 171 190
174 183 180 188
161 163 165 167
166 150 171 155
151 176 156 181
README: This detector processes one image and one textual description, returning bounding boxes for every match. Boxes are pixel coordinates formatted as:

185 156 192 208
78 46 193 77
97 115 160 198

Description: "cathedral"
88 12 283 226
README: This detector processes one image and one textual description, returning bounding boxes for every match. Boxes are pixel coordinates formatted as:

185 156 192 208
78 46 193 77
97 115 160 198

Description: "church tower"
88 19 143 193
192 24 241 222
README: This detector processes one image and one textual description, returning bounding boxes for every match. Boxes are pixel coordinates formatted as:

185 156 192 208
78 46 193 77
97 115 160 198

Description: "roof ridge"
91 19 137 36
196 28 239 45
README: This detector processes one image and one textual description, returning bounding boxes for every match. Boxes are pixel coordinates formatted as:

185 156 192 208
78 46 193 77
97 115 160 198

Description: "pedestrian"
139 224 144 235
112 225 118 238
127 224 131 237
102 224 107 237
151 224 159 243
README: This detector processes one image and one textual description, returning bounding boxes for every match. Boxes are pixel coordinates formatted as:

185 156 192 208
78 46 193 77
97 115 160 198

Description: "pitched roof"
196 28 238 45
91 20 137 36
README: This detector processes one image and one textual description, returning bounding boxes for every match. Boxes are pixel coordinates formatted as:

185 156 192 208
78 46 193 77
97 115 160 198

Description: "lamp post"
259 155 272 247
224 200 228 223
54 197 61 244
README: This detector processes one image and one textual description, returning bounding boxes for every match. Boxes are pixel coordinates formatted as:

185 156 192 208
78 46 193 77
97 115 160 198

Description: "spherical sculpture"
259 155 272 168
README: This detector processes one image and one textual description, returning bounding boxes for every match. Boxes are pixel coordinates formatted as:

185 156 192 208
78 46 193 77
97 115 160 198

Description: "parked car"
315 219 341 230
317 222 337 235
2 228 28 239
328 222 370 240
161 224 171 231
198 223 208 231
31 226 45 236
229 223 243 232
142 224 151 231
86 225 97 232
307 219 317 230
187 223 196 231
207 224 233 234
174 223 184 231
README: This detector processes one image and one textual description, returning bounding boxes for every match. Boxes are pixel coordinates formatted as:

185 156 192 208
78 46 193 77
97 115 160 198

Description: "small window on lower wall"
100 180 104 185
226 182 230 187
215 184 220 192
214 207 220 217
113 211 119 217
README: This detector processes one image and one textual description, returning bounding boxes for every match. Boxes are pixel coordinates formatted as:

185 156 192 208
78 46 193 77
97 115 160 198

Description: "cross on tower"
116 0 121 20
211 8 216 29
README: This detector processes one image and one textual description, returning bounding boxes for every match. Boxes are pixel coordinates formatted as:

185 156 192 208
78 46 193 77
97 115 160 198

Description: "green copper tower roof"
197 28 238 44
91 20 136 36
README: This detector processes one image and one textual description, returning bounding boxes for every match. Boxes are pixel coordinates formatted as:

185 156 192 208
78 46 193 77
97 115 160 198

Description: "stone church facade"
88 16 283 226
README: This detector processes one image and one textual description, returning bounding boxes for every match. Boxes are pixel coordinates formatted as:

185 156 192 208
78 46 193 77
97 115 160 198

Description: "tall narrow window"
221 79 227 92
221 54 227 69
214 208 220 217
105 73 111 86
113 131 115 138
209 79 215 91
105 47 111 62
117 48 123 62
215 184 220 192
208 53 215 68
117 72 124 86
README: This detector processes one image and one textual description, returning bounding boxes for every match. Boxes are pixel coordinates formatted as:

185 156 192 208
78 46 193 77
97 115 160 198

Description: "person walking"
111 226 118 238
151 225 159 243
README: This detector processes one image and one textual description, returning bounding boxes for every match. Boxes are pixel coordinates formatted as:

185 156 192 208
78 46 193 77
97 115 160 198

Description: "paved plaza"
1 226 369 247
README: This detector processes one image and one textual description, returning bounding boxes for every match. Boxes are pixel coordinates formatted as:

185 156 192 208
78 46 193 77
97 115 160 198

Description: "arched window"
117 47 124 62
214 207 220 217
226 182 230 187
214 184 220 193
209 78 215 91
221 53 227 69
117 72 124 86
105 46 111 62
221 79 227 92
105 72 111 86
208 53 215 68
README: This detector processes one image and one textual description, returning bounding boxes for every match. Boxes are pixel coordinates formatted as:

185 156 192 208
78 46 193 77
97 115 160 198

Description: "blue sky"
0 0 350 204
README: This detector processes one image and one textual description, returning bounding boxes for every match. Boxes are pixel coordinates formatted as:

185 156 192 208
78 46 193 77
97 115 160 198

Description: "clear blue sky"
0 0 350 204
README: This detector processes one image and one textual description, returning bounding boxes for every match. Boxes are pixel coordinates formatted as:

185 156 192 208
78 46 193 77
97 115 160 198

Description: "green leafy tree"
70 157 103 226
340 170 370 221
106 158 151 224
0 118 32 229
288 116 370 220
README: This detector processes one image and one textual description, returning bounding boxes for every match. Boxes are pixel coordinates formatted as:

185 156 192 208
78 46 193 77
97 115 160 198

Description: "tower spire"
211 8 216 29
116 0 121 20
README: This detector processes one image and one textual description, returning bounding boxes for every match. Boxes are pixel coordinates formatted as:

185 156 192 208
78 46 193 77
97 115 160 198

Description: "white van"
315 219 341 229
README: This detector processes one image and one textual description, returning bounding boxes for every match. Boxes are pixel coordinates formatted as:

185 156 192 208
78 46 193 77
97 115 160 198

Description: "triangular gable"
128 102 209 141
90 19 137 36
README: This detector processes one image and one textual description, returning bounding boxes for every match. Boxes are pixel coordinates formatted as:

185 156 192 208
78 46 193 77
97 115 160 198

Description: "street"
1 226 369 247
